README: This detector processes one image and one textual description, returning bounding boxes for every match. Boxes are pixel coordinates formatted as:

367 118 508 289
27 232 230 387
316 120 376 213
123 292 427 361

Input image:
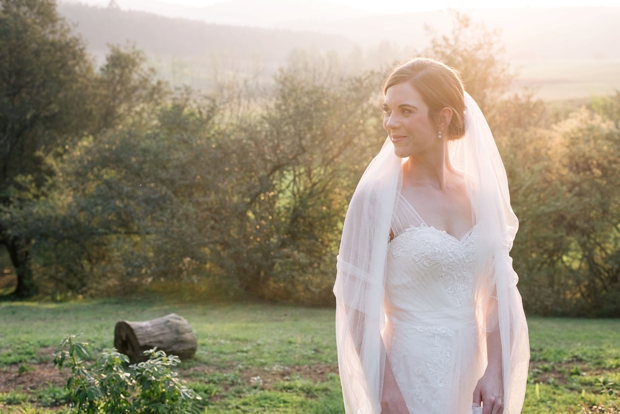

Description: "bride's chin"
393 148 411 159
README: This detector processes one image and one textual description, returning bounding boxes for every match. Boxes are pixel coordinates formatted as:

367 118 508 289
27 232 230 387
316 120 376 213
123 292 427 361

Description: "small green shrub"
0 390 28 405
34 384 71 407
53 335 202 413
0 402 67 413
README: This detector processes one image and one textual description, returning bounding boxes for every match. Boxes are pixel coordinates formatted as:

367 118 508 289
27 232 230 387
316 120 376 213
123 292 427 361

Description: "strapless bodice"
385 224 480 324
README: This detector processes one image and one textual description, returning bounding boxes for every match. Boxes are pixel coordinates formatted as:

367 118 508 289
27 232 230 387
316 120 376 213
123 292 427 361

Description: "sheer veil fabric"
333 92 529 413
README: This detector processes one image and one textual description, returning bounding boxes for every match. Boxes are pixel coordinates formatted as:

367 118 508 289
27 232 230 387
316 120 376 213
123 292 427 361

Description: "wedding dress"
334 92 529 414
384 191 487 413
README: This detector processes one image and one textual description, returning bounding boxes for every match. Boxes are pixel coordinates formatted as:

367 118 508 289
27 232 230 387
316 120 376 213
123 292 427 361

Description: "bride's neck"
404 146 453 190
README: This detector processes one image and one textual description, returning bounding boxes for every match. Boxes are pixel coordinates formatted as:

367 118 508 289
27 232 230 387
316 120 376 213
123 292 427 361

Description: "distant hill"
60 0 373 26
56 2 620 99
274 7 620 60
58 3 356 62
59 2 620 60
185 0 373 26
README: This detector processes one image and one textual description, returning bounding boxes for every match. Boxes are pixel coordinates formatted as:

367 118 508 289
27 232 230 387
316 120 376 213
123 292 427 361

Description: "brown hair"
383 58 465 140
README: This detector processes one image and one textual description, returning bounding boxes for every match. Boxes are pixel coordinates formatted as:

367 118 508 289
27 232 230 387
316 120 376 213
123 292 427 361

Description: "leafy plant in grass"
0 390 28 405
53 335 201 413
34 384 71 407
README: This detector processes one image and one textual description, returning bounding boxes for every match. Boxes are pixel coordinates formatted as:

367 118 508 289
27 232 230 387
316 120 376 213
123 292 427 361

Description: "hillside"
56 2 620 99
60 1 620 60
275 6 620 59
58 3 356 62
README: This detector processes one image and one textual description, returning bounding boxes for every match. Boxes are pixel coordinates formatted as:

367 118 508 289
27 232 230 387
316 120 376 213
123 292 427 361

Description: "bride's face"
382 82 440 159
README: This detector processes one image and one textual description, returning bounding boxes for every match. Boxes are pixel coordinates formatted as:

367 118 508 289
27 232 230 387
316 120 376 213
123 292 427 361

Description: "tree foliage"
3 56 384 303
0 0 166 298
3 1 620 316
423 11 514 112
0 0 94 298
510 106 620 316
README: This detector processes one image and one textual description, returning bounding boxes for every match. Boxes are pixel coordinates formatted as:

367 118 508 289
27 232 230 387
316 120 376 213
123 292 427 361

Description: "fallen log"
114 313 197 363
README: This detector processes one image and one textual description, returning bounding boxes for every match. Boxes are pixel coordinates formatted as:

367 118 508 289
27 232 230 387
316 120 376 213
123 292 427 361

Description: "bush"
507 106 620 316
53 335 202 413
4 58 384 304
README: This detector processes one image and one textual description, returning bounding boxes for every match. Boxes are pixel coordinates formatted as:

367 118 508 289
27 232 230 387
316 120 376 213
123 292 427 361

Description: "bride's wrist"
483 359 502 376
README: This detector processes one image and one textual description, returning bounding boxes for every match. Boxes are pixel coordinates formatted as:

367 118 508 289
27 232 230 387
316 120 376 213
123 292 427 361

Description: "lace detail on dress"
389 325 455 413
413 326 453 409
388 225 478 307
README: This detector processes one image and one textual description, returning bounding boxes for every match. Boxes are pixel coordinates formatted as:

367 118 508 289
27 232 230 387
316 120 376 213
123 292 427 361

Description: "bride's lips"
391 135 407 143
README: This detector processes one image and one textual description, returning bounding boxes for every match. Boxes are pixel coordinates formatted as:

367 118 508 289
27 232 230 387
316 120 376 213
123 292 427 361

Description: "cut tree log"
114 313 197 363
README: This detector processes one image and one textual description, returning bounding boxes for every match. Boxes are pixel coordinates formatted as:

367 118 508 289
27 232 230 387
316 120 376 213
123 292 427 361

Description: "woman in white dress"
334 58 529 414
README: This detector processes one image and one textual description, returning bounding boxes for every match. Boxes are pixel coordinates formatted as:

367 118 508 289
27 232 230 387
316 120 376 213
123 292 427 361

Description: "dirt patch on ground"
529 360 618 386
179 363 339 394
0 362 67 393
177 363 339 402
0 359 338 395
36 347 58 360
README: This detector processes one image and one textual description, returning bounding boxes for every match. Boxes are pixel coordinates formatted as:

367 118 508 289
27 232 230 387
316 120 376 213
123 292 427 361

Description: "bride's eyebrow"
382 102 418 110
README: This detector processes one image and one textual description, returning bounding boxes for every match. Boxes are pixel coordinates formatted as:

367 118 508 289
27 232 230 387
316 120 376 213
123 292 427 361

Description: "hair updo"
383 58 466 140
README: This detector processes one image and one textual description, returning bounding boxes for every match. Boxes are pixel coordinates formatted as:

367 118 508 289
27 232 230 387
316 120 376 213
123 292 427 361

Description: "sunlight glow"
161 0 620 14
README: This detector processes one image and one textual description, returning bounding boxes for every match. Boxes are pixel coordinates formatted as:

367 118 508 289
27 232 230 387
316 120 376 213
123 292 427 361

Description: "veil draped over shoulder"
333 92 529 413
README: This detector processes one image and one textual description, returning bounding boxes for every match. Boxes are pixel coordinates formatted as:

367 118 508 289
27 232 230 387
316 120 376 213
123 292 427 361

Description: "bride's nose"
384 114 400 130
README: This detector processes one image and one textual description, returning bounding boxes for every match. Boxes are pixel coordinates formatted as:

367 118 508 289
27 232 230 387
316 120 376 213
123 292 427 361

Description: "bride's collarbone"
401 184 473 237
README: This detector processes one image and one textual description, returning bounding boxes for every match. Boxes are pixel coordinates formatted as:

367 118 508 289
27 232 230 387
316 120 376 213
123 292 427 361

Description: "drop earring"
438 130 443 139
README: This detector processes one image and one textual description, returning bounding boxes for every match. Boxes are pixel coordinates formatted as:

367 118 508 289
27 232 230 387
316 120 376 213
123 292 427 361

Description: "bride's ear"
437 107 454 133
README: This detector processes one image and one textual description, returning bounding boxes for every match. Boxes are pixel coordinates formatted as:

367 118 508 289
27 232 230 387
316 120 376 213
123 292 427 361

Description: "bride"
333 58 529 414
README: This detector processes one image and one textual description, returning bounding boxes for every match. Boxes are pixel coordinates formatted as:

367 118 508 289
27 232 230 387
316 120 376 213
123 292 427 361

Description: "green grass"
529 318 620 368
0 299 619 413
0 298 337 368
524 318 620 413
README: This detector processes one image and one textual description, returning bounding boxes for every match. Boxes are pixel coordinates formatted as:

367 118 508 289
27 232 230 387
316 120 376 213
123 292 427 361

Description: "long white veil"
334 92 529 413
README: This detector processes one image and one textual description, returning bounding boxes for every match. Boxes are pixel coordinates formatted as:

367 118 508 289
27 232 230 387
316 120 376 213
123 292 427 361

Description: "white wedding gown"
383 191 487 414
335 95 529 414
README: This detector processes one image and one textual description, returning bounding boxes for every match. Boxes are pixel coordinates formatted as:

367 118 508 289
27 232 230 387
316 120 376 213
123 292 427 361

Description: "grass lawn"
0 298 619 413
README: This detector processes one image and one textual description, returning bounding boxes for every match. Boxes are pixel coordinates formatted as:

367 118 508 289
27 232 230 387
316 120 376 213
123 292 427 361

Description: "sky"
159 0 620 13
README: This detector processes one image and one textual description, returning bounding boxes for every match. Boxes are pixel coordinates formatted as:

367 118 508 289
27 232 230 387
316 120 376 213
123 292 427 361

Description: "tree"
423 11 514 113
508 107 620 316
0 0 167 298
94 44 168 131
0 0 95 298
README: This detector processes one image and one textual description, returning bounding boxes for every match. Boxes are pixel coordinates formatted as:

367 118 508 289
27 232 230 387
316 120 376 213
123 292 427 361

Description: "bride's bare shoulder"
449 169 471 194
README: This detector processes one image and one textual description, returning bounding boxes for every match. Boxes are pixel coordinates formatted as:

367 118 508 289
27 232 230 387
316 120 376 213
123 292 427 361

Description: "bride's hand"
380 385 408 413
473 366 504 414
381 360 409 414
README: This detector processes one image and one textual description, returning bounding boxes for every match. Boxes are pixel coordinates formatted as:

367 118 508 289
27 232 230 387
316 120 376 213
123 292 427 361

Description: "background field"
0 298 619 413
513 59 620 101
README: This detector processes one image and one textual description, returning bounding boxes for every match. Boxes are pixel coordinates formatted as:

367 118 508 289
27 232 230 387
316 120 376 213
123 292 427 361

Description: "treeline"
1 0 619 316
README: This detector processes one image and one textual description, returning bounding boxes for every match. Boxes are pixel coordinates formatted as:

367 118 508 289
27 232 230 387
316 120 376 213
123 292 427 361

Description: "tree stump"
114 313 197 363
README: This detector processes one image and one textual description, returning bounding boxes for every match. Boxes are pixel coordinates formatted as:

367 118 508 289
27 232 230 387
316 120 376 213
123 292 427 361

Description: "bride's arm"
341 305 408 413
473 285 504 414
473 329 504 414
381 351 409 413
